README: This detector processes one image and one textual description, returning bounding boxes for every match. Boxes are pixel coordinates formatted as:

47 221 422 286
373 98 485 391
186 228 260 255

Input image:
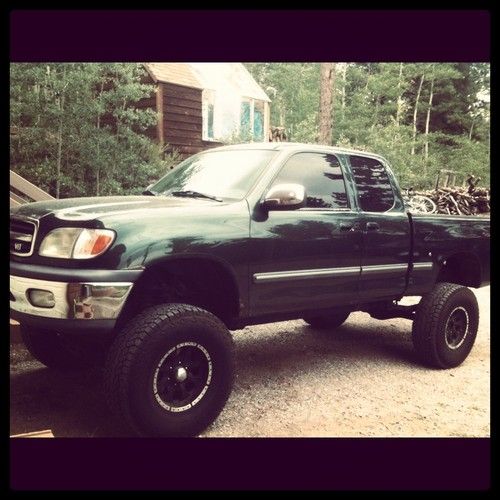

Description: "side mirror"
262 183 306 210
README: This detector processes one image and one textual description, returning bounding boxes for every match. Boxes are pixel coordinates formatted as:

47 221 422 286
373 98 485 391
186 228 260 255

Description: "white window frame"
240 97 266 141
202 89 216 141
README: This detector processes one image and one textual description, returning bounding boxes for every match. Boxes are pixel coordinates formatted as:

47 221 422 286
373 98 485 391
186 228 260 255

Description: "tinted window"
271 153 349 209
349 155 395 212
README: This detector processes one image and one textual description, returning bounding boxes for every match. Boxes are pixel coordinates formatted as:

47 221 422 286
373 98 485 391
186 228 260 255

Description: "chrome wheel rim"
153 342 212 412
445 306 469 350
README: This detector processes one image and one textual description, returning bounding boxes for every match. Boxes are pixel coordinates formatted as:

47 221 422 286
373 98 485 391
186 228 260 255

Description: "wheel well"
436 253 482 288
117 258 241 328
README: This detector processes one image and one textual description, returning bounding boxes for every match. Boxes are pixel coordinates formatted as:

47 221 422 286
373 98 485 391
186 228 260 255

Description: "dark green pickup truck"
10 142 490 436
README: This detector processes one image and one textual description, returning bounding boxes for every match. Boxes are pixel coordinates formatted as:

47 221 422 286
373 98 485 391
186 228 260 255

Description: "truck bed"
407 212 490 295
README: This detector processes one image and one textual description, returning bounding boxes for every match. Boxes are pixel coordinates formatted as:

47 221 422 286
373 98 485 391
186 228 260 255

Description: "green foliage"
246 63 320 142
433 134 490 186
223 128 255 145
10 62 490 198
10 63 180 198
246 62 490 189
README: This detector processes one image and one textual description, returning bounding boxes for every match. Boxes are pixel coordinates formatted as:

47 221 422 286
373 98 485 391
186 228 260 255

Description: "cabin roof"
145 63 270 102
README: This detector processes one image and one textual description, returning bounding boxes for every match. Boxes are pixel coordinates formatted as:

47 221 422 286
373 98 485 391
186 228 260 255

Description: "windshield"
150 149 277 200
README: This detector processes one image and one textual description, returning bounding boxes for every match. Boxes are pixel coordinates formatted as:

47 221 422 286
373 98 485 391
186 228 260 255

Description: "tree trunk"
340 63 347 120
56 113 63 199
396 62 403 127
424 76 435 165
372 95 380 129
319 63 335 145
469 116 475 140
411 73 425 155
364 64 372 91
55 66 67 199
96 80 104 196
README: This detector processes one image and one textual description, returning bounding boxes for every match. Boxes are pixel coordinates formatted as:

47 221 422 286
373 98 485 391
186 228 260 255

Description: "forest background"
10 62 490 198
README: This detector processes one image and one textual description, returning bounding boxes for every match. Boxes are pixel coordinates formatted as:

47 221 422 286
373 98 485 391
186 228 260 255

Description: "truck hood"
10 195 223 222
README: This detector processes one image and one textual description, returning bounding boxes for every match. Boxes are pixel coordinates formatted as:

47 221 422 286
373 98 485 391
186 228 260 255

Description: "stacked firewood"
413 176 490 216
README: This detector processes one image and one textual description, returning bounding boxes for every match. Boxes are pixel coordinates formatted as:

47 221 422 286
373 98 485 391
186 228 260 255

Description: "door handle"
340 222 360 232
366 222 380 231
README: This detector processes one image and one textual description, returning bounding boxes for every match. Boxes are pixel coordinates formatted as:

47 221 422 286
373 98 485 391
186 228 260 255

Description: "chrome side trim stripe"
253 262 434 284
413 262 434 270
253 266 361 283
360 263 408 275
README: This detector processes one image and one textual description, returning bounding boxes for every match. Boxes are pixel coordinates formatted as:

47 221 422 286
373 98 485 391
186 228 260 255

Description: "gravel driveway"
10 286 490 437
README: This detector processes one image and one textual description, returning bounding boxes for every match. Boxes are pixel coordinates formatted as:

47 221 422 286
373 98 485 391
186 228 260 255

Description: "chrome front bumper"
10 274 133 320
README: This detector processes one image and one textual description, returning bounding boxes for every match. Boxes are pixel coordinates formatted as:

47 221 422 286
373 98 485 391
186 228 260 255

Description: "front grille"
10 217 38 256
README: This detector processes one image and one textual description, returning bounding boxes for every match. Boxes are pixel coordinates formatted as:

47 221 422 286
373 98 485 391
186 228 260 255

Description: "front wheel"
412 283 479 368
104 303 235 437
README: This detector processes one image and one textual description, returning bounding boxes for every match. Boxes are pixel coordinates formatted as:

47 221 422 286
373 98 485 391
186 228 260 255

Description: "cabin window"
240 100 251 138
240 98 265 141
253 101 264 141
202 89 215 141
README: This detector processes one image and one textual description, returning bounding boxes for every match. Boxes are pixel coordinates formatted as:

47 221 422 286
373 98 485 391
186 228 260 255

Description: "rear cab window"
348 155 395 212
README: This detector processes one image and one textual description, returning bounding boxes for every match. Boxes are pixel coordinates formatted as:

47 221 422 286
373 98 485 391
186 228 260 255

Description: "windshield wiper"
142 189 157 196
170 190 223 202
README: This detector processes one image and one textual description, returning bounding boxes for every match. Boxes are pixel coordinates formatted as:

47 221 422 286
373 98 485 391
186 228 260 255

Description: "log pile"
413 176 490 216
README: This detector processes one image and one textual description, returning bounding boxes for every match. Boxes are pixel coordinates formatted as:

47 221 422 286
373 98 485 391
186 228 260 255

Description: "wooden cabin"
141 63 271 157
10 63 272 205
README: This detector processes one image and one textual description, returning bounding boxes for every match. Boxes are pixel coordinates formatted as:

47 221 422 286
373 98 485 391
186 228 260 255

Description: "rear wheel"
20 326 104 370
303 311 350 330
104 303 234 437
412 282 479 368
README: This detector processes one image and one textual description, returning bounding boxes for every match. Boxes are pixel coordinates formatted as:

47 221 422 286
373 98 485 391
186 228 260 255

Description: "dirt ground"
10 286 490 437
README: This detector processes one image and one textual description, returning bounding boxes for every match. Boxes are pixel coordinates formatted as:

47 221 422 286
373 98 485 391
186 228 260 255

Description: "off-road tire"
303 311 350 330
412 282 479 369
103 303 235 437
20 326 103 370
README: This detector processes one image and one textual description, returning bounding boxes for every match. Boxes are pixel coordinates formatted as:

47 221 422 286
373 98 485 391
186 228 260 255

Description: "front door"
249 152 362 317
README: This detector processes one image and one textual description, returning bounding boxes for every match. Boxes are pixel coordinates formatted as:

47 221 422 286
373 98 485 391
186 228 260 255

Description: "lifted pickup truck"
10 142 490 437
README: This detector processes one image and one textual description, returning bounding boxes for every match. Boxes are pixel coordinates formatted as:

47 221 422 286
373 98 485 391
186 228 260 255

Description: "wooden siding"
136 75 223 158
135 71 159 141
161 83 223 156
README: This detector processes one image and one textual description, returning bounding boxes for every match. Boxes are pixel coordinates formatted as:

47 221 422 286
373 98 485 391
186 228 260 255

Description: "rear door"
249 151 363 316
347 154 411 301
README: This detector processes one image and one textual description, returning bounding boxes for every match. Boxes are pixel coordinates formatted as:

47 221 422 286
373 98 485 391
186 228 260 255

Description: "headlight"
39 228 115 259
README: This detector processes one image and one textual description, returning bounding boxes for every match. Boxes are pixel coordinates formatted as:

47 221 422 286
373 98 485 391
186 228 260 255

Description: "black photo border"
7 8 492 492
